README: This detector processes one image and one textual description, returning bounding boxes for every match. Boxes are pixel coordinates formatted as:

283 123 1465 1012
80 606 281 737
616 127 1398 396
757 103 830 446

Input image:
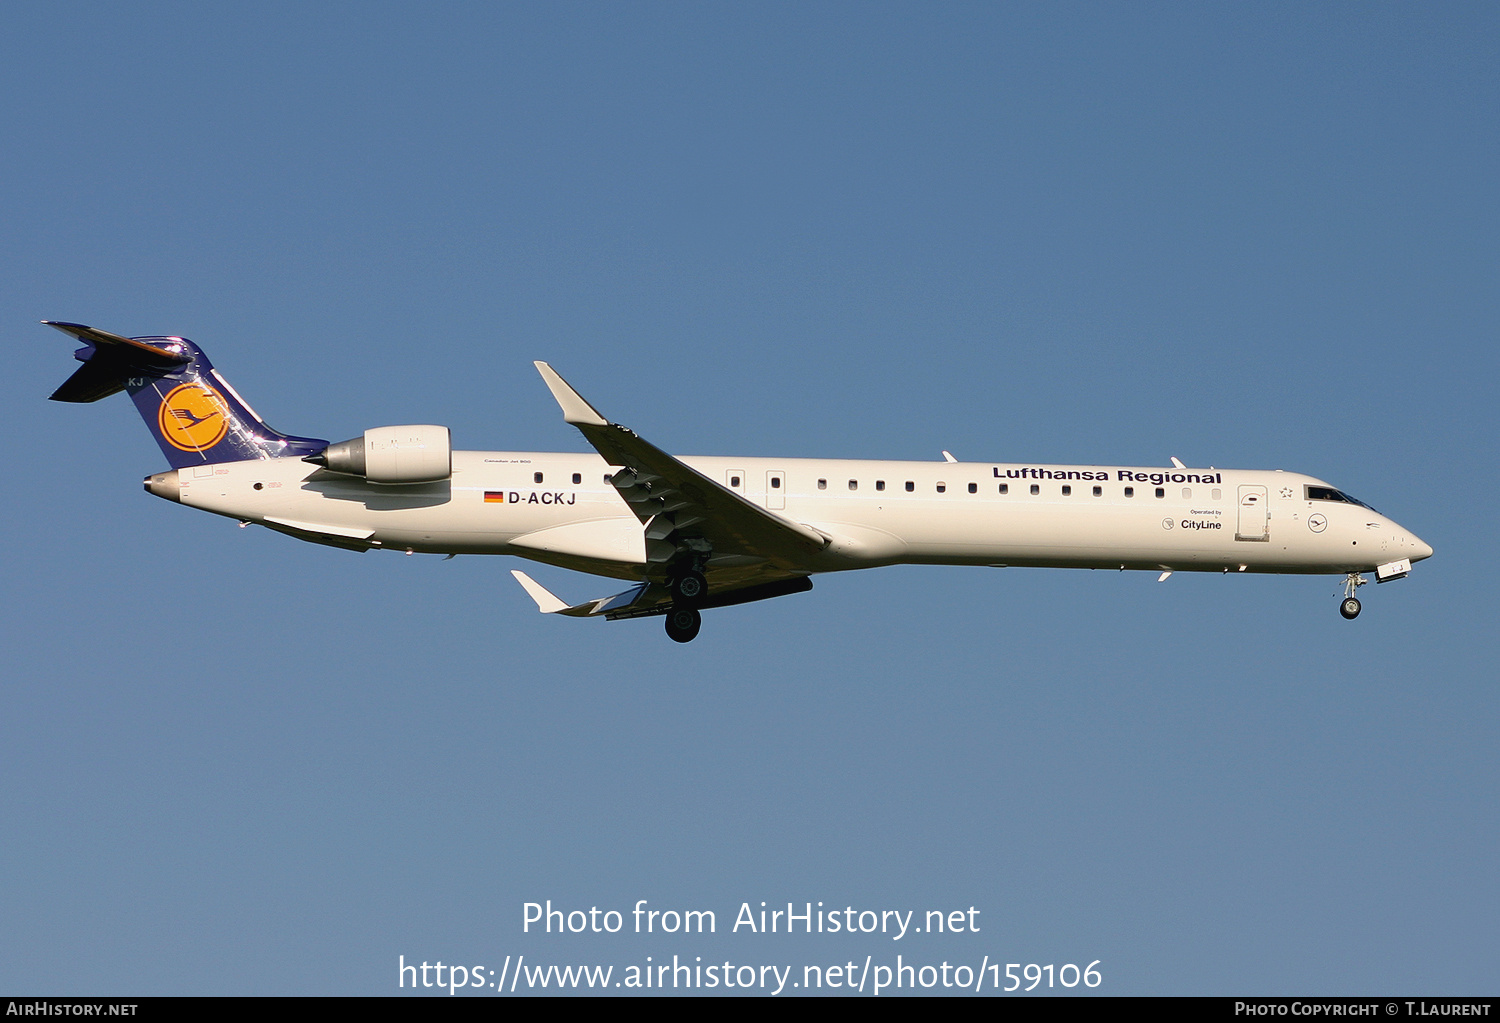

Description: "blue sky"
2 2 1495 995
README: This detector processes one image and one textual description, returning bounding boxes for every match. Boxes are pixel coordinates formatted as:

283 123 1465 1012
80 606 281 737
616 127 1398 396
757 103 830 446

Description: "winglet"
510 570 570 613
534 362 609 427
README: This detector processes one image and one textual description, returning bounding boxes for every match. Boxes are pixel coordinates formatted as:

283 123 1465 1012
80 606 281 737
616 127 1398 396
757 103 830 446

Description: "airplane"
43 320 1433 643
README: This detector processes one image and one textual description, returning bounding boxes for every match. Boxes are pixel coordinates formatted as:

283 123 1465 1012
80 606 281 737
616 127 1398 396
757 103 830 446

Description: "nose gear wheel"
1339 573 1367 620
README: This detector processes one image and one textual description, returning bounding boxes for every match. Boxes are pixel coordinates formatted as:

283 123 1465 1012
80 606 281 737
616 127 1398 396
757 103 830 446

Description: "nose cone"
1411 534 1434 562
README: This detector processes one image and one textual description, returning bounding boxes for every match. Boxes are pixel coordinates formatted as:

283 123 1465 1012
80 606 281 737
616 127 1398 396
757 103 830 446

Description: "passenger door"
1236 485 1269 542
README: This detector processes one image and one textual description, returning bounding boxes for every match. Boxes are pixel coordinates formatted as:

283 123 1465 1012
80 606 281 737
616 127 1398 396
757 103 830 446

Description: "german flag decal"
484 491 505 503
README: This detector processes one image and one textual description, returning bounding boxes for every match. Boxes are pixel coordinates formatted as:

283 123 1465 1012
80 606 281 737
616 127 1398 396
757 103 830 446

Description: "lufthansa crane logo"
158 382 231 452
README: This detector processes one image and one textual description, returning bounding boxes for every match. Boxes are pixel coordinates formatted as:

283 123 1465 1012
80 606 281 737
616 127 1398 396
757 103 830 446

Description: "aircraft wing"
511 569 812 621
510 570 658 617
533 362 830 573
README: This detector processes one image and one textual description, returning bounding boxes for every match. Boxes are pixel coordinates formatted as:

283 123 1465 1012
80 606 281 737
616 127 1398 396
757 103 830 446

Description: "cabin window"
730 475 741 487
1211 488 1222 500
848 479 857 491
876 480 886 491
1181 487 1191 499
1030 484 1040 495
572 472 581 485
817 478 826 490
604 474 613 484
1124 487 1134 498
771 477 781 489
1061 485 1072 496
905 481 915 492
534 472 544 484
967 482 977 494
998 484 1008 494
1092 485 1102 497
1155 487 1165 498
936 483 946 493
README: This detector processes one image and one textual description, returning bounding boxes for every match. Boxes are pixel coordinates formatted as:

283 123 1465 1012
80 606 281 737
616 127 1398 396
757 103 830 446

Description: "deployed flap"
533 362 829 569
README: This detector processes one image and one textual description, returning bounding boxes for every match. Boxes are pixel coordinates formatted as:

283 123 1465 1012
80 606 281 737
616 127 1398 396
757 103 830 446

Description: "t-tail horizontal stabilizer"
42 320 329 468
44 320 192 403
509 570 650 618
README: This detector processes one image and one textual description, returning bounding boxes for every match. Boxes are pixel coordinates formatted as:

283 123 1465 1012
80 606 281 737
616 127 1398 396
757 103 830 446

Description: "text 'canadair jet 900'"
44 321 1433 643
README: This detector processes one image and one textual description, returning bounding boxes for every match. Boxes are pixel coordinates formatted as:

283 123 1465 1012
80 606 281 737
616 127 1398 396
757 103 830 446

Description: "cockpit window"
1305 485 1377 512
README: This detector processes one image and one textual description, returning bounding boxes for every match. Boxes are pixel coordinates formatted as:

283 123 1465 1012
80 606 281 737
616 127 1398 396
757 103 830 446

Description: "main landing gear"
665 606 701 643
664 567 708 642
1340 572 1367 620
671 570 707 605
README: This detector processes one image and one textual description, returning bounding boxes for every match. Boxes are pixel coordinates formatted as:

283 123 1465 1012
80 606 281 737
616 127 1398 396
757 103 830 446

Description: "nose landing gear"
1339 572 1367 620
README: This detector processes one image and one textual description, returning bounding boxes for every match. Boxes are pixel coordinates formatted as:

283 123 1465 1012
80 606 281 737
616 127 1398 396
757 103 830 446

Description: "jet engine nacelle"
309 425 452 484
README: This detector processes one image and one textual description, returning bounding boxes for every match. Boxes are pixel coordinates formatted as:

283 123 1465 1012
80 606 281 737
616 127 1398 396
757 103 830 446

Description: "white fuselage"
159 452 1433 582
